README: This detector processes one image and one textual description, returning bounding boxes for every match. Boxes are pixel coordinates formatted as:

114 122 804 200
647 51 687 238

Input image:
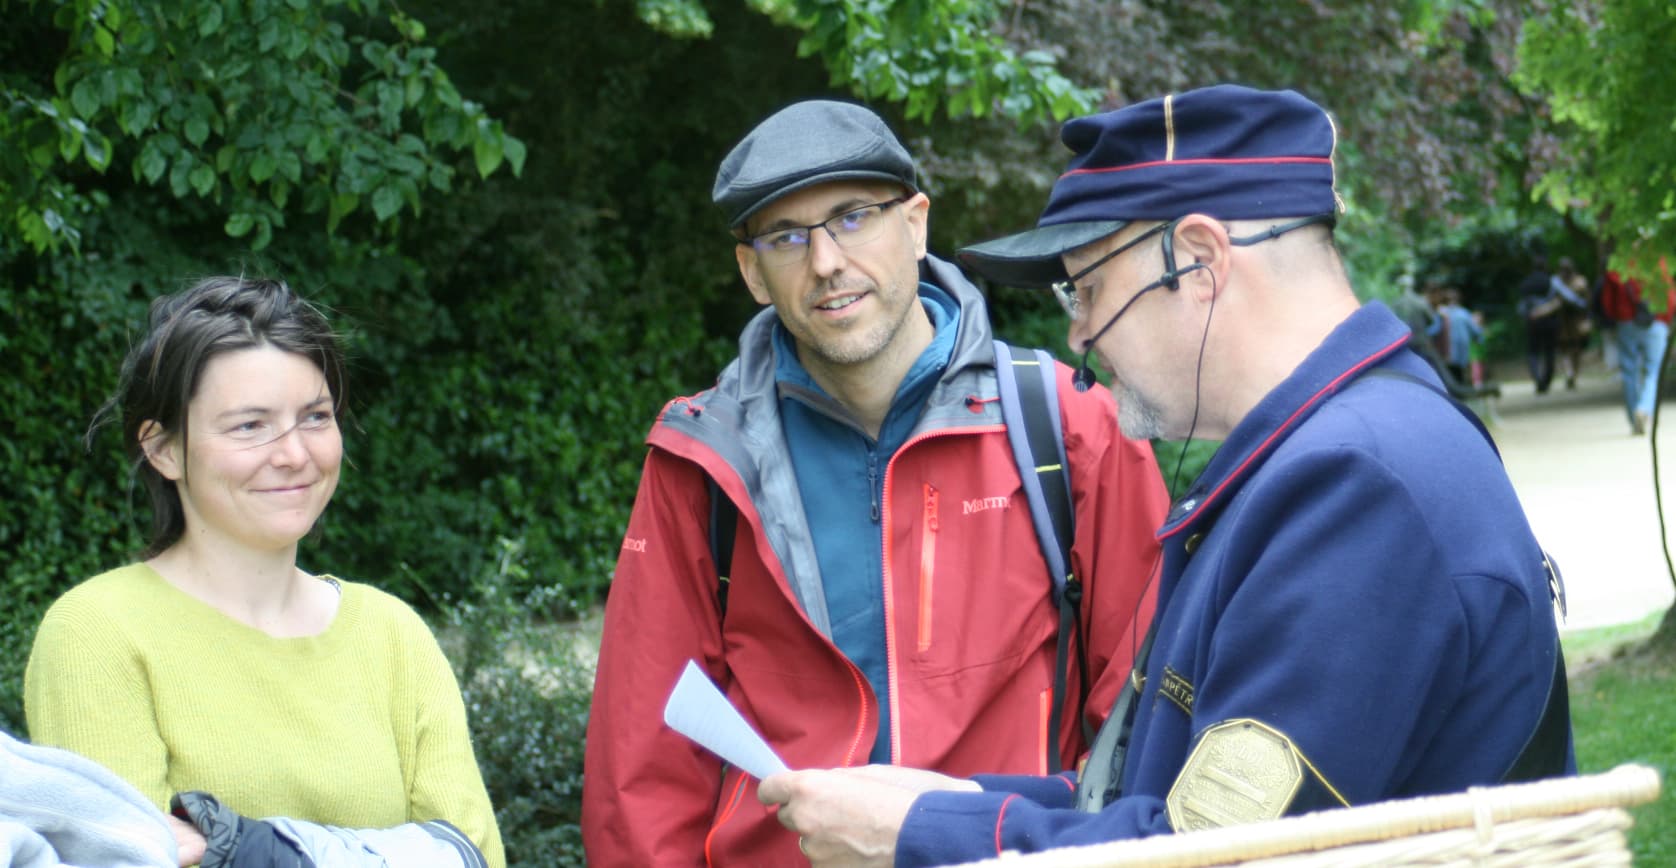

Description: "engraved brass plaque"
1166 718 1303 832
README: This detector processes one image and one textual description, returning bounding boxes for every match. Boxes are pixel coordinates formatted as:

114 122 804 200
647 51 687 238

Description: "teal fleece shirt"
772 282 960 762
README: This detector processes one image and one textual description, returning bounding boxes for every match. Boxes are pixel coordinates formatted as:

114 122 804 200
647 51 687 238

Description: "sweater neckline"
131 562 361 651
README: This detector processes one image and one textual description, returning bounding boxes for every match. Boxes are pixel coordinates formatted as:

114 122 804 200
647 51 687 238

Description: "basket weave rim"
953 763 1661 867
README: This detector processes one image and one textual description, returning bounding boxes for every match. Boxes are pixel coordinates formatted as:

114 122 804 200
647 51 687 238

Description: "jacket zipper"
868 452 881 522
1038 687 1053 777
917 484 939 652
880 425 1003 762
704 769 750 866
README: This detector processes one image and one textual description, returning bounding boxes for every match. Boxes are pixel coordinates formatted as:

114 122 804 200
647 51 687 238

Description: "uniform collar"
1159 301 1412 539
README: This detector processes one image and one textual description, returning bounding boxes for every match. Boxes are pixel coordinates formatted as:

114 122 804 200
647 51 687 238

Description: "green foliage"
1 0 764 667
1406 0 1499 38
628 0 1097 124
0 191 238 733
636 0 716 38
0 278 145 601
1152 439 1219 500
750 0 1096 124
0 615 28 736
0 0 523 253
435 540 594 865
1518 0 1676 279
918 1 1564 326
1403 206 1584 364
1 0 1668 853
317 272 732 611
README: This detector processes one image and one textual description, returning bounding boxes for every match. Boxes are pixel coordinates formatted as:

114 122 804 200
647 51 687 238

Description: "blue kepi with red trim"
959 84 1342 289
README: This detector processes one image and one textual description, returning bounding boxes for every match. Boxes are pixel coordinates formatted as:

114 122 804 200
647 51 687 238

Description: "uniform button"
1184 532 1204 555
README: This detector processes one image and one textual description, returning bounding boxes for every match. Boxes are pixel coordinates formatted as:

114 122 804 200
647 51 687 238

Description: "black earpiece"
1161 262 1206 290
1159 229 1194 290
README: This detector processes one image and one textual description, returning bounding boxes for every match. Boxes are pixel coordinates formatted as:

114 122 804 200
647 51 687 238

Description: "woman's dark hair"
89 276 347 558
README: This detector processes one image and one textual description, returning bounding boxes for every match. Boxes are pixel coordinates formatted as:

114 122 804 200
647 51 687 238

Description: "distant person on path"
581 99 1170 865
755 84 1572 866
1424 283 1453 361
1438 287 1484 386
25 276 504 868
1598 259 1675 435
1552 257 1593 389
1389 279 1490 400
1516 250 1562 394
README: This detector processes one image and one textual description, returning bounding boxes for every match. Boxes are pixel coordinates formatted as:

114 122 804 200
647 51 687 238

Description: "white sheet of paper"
663 659 790 780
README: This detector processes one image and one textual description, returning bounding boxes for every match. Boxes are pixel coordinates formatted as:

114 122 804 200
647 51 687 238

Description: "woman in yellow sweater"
24 276 504 868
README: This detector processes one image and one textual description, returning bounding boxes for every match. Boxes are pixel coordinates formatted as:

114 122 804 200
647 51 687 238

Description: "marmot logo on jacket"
963 495 1012 515
622 537 647 553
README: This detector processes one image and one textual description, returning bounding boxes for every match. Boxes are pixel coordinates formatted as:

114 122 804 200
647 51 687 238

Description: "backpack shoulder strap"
994 340 1084 772
993 340 1075 591
707 475 736 616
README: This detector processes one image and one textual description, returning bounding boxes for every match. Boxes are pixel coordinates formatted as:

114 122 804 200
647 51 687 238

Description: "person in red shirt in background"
1596 253 1676 435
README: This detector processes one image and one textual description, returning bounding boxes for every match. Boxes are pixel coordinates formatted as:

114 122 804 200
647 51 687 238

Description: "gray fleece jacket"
0 727 175 868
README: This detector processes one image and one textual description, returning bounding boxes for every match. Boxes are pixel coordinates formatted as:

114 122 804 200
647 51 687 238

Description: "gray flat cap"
713 100 918 230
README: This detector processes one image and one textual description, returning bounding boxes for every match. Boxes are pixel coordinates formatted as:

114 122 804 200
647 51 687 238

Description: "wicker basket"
954 764 1661 867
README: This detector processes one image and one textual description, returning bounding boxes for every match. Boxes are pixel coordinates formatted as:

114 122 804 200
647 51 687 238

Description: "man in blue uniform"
757 84 1574 866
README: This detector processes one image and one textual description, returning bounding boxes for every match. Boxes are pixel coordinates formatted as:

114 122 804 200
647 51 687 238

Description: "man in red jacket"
1597 256 1675 434
581 100 1169 865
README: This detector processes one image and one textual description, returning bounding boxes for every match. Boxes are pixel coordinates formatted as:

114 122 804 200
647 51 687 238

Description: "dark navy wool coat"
897 302 1573 863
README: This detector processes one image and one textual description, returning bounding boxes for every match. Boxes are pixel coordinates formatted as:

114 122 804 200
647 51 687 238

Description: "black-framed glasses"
740 196 912 268
1051 221 1172 321
1050 214 1337 321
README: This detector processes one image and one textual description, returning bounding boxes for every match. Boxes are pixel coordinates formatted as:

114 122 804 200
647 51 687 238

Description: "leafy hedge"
436 539 594 865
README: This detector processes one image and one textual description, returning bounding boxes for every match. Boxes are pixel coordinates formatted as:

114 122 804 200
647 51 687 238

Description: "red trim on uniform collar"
1159 334 1410 540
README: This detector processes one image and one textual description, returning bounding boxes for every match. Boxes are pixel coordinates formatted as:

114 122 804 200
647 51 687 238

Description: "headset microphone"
1070 306 1127 393
1068 262 1206 393
1072 349 1098 392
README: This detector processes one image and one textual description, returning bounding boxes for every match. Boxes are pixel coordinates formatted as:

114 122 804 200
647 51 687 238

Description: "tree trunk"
1651 606 1676 650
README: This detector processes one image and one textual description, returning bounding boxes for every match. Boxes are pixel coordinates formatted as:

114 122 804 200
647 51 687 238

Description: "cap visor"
957 220 1128 288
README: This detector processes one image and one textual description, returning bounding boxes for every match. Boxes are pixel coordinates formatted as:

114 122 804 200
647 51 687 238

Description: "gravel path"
1485 361 1676 634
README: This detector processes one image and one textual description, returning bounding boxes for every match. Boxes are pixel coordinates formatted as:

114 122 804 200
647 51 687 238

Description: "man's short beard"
1114 382 1171 441
794 276 903 366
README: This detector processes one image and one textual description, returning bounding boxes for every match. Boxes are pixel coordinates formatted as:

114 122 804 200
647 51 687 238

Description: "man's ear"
1173 216 1230 299
902 192 931 260
734 242 773 306
139 420 183 481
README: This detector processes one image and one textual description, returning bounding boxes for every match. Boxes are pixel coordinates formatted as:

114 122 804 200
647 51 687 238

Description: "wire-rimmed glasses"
1050 222 1172 320
740 196 912 268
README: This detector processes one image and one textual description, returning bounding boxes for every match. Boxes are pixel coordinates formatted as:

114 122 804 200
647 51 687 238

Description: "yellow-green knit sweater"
24 563 505 868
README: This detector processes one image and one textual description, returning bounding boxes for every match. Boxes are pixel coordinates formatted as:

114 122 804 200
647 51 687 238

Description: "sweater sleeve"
24 589 174 811
399 609 506 868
